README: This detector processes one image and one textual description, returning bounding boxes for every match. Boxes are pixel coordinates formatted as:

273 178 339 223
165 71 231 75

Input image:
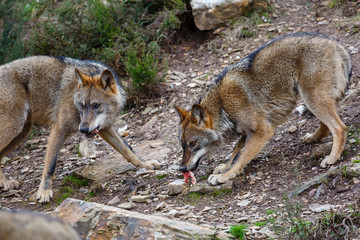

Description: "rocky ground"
1 0 360 239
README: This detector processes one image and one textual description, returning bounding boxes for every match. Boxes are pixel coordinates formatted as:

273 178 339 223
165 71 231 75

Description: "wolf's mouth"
85 127 99 138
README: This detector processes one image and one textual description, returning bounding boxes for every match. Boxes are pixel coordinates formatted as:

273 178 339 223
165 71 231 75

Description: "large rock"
190 0 268 30
79 140 171 182
79 153 135 181
53 198 230 240
133 139 172 164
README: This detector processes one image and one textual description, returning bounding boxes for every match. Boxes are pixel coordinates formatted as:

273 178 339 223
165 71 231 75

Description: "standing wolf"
0 56 160 203
175 32 351 185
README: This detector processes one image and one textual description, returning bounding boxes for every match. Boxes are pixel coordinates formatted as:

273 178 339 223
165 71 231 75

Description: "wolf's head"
175 104 221 172
74 68 125 137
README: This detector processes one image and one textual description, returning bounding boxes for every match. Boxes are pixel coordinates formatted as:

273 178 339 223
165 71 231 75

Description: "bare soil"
1 0 360 238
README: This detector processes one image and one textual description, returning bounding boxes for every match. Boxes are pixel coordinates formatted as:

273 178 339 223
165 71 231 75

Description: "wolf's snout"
179 165 187 172
79 126 89 133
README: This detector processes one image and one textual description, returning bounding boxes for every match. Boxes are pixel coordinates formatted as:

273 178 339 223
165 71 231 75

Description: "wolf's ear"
75 68 87 89
174 105 188 123
191 104 206 124
191 104 212 128
100 69 117 93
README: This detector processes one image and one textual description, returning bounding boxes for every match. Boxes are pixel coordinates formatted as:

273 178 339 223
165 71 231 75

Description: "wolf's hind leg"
304 98 347 168
0 109 32 191
214 135 246 174
302 122 330 143
209 125 275 185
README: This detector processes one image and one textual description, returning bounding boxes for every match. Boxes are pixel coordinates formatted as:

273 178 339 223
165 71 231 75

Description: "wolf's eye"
79 103 85 109
93 103 101 109
189 141 197 147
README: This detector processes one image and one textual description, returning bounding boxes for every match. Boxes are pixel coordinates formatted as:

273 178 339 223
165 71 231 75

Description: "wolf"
0 56 161 203
0 210 80 240
175 32 352 186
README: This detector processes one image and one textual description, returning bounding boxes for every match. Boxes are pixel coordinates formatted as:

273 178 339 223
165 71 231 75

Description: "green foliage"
5 0 185 95
155 174 167 180
125 47 160 91
29 127 42 140
62 175 89 188
265 197 360 239
254 221 267 227
328 0 346 8
228 223 248 240
211 188 232 197
0 0 26 64
56 187 74 205
186 192 205 205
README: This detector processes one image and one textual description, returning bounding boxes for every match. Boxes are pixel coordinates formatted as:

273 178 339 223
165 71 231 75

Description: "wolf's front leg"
99 127 161 170
37 124 69 203
213 135 246 174
208 127 274 185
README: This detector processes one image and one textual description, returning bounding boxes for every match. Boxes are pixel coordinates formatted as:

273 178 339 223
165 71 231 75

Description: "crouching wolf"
175 32 351 186
0 210 80 240
0 56 161 203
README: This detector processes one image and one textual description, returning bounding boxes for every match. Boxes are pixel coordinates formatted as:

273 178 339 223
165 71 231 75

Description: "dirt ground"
1 0 360 238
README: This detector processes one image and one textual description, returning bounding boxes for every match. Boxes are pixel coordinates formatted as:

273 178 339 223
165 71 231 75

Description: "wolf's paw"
302 133 316 144
213 164 228 174
144 160 161 170
320 156 338 168
36 189 53 203
0 179 20 191
208 174 228 186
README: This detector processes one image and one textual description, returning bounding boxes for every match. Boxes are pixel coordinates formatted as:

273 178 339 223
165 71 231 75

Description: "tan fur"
0 56 160 203
0 210 80 240
175 33 351 185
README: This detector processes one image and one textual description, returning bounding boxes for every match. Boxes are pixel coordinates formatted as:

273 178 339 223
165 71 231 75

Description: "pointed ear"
174 105 188 123
99 69 117 93
75 68 86 89
191 104 207 125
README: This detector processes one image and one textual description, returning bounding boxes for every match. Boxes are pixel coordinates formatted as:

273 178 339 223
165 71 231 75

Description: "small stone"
237 200 251 207
349 46 359 55
173 71 187 79
79 139 97 158
274 135 282 142
161 209 178 219
117 202 134 210
299 119 307 126
141 107 153 115
202 206 212 212
309 203 334 212
353 177 360 184
130 195 151 203
238 216 250 222
157 194 168 200
349 138 357 144
1 157 10 165
309 188 317 198
0 190 18 197
187 83 197 88
318 20 329 25
168 179 188 195
288 125 297 133
255 196 263 204
156 201 166 210
107 196 120 205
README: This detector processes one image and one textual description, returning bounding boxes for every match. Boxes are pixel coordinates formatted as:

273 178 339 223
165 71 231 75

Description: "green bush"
0 0 26 64
24 0 185 94
125 46 160 91
228 223 248 240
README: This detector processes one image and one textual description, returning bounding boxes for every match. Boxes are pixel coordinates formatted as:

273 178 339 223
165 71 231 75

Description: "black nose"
179 165 187 172
80 127 89 133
